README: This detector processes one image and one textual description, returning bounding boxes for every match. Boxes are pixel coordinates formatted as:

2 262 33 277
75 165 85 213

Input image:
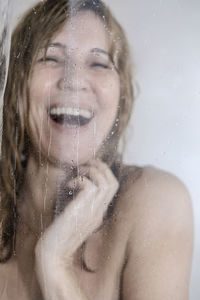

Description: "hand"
35 159 119 268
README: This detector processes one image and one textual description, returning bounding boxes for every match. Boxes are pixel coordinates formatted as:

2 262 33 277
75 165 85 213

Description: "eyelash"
38 58 111 70
38 57 59 63
91 62 109 69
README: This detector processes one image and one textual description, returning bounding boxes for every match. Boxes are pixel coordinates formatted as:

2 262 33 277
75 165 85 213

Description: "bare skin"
0 10 193 300
0 161 193 300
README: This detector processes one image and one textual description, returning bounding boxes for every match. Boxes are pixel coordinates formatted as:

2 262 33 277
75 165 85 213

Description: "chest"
3 222 128 300
3 192 131 300
73 218 129 300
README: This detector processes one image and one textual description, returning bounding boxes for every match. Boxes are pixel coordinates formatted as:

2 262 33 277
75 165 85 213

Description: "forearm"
33 161 118 299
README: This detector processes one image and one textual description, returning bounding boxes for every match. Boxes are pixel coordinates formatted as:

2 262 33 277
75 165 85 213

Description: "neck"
17 155 74 237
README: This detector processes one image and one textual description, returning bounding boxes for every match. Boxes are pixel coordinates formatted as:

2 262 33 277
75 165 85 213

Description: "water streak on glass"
0 0 12 103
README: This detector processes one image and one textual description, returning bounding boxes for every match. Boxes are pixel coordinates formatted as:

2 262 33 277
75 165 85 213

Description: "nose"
57 64 90 92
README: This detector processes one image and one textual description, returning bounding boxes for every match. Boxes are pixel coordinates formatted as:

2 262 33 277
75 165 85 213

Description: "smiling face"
28 11 120 167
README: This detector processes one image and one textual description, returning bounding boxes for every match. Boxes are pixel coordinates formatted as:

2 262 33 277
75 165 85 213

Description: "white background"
7 0 200 298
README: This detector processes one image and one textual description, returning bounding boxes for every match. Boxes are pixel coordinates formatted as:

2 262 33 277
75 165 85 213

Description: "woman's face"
28 11 120 166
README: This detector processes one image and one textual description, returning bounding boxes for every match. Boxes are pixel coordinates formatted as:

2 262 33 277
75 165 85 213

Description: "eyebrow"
42 43 110 57
91 48 110 57
45 42 66 50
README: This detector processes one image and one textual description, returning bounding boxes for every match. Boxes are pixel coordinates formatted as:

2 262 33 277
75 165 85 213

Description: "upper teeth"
50 107 92 119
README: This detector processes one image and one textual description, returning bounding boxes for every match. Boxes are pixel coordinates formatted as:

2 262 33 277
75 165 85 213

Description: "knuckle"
113 177 119 188
87 184 98 196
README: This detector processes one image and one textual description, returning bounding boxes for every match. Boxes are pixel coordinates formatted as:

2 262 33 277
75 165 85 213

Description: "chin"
29 127 110 168
45 148 98 169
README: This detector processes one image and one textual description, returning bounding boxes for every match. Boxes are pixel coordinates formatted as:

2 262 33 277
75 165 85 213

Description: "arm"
122 168 193 300
34 160 119 300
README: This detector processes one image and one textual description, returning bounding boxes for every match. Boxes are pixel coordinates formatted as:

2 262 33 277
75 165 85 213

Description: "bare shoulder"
117 165 193 237
117 166 193 299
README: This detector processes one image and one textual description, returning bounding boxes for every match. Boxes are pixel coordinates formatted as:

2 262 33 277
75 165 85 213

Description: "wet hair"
0 0 134 261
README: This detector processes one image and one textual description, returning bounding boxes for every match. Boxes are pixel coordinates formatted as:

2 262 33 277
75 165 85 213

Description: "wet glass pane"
0 0 198 299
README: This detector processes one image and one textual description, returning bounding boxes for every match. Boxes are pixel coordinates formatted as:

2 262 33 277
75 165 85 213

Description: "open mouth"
49 107 94 127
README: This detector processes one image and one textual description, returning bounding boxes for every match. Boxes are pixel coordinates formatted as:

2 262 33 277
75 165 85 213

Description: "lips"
48 105 95 128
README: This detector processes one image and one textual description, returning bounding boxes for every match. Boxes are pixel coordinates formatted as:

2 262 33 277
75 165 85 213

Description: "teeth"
49 107 92 119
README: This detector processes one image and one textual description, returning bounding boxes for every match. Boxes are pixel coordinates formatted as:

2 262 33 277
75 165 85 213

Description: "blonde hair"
0 0 134 261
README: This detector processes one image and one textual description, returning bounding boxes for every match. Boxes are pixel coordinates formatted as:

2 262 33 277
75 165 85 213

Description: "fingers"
67 175 94 192
66 160 119 224
68 160 119 195
89 160 119 194
89 159 118 182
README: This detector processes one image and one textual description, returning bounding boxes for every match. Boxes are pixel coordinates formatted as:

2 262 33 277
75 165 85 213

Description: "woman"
0 0 193 299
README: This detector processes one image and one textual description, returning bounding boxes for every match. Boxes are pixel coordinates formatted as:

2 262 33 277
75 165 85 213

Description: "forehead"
50 11 109 53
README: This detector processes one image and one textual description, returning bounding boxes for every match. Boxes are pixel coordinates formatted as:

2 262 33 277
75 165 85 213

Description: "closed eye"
91 62 110 69
37 57 59 63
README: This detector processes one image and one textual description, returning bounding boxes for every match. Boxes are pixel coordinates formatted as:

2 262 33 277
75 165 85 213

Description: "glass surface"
0 0 198 299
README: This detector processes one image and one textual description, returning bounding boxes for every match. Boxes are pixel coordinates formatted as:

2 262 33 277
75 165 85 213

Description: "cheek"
95 76 120 139
29 77 53 121
28 81 49 139
99 74 120 107
29 69 57 100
